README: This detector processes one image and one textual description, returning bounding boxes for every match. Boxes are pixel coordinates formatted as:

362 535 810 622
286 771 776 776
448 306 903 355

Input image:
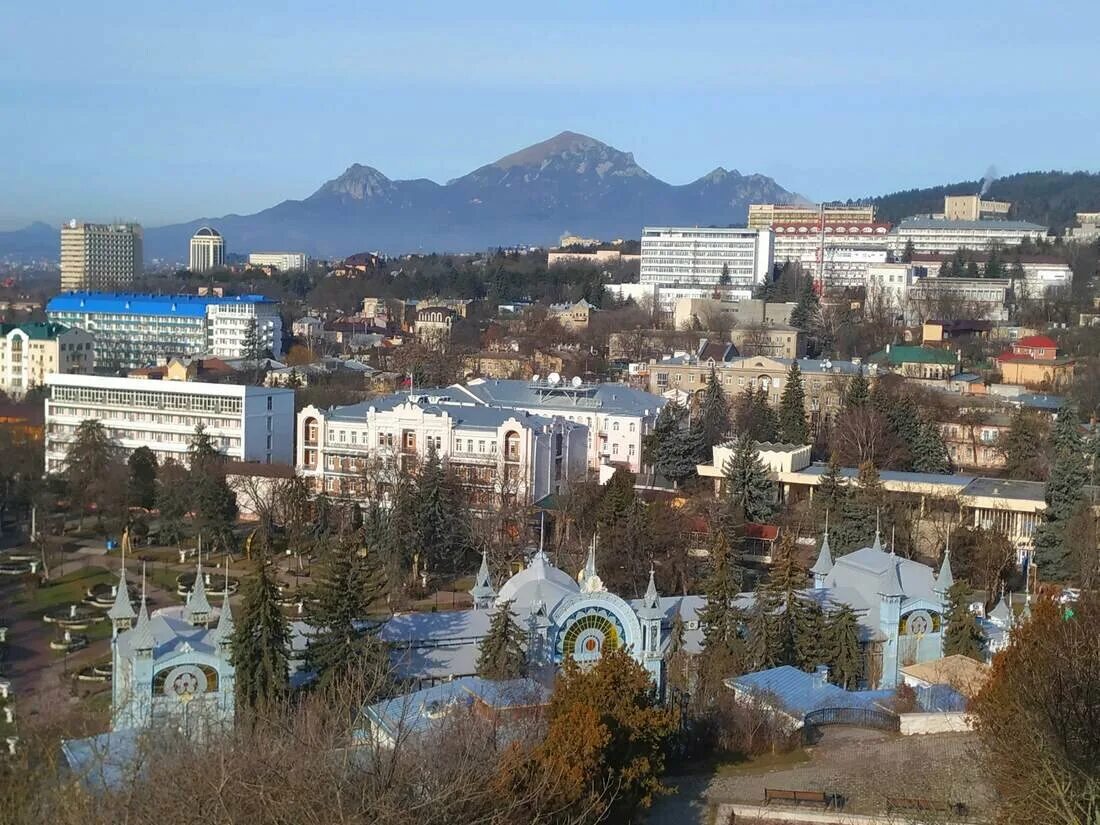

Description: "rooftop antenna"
890 525 896 556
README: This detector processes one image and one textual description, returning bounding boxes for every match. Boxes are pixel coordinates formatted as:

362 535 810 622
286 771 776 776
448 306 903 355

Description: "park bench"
886 795 968 816
763 788 843 809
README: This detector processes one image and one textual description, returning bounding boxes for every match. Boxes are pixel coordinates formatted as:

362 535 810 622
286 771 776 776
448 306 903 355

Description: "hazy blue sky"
2 1 1098 229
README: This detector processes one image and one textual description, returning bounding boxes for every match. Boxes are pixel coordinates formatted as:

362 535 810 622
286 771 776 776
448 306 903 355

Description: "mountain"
0 132 795 263
0 222 57 262
864 171 1100 230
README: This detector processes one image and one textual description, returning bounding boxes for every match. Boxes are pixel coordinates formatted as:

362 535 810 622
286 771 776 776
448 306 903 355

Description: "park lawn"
21 566 115 613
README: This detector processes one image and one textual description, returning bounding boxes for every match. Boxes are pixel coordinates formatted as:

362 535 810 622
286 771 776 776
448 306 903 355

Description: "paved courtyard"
649 728 994 824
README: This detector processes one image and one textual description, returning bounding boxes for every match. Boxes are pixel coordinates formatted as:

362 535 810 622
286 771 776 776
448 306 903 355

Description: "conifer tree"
127 447 158 510
231 545 292 712
832 461 885 555
646 403 698 486
416 443 467 574
793 597 829 672
943 581 985 660
188 425 238 552
814 453 849 520
765 540 804 666
305 532 389 691
667 612 686 656
911 419 952 474
788 278 819 331
733 386 779 443
777 362 808 445
745 588 780 671
699 531 745 655
721 436 777 523
697 368 732 450
826 604 863 688
598 467 636 530
476 600 527 680
1001 407 1047 481
844 368 870 409
1034 404 1088 579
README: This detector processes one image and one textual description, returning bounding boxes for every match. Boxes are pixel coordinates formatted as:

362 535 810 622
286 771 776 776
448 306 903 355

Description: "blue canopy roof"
47 292 275 318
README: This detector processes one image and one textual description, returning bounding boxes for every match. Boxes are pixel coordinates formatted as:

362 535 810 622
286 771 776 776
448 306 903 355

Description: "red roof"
745 522 780 541
1015 335 1057 349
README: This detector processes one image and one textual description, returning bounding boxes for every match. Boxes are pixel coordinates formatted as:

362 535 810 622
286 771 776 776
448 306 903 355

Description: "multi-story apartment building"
44 373 294 473
748 203 875 229
60 221 143 291
772 223 892 287
647 352 860 433
297 392 588 509
0 322 94 398
1066 212 1100 243
940 413 1011 472
189 227 225 273
247 252 308 272
889 218 1046 256
906 276 1013 324
639 227 774 299
46 292 283 370
447 378 666 474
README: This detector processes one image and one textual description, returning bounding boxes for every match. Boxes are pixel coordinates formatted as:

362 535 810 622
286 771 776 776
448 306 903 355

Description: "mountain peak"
310 163 394 200
492 131 609 170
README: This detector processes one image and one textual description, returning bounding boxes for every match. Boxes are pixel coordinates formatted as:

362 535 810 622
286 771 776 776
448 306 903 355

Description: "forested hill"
861 171 1100 230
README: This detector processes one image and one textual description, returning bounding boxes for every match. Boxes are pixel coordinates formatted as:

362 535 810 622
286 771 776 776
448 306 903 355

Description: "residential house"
869 344 960 380
994 335 1075 390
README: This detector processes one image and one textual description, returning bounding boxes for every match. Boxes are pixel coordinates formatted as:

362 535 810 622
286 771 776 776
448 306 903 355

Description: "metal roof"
47 291 275 318
450 378 665 417
897 218 1047 231
729 666 894 716
322 392 558 430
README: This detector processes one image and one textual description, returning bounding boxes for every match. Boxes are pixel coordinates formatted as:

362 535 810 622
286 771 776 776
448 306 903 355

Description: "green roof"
0 321 73 340
869 345 958 366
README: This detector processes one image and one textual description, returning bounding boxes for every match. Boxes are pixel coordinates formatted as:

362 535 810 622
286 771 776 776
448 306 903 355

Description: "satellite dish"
531 374 541 383
547 372 561 386
571 375 583 388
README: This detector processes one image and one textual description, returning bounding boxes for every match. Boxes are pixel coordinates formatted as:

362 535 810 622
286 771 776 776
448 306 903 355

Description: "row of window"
49 386 243 414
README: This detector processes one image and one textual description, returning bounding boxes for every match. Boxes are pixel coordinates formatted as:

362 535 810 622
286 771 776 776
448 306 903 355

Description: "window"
612 444 619 455
629 422 635 433
267 396 273 411
612 421 619 432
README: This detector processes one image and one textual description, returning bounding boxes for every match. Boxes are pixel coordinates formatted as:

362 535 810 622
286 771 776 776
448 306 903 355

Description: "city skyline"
2 1 1099 229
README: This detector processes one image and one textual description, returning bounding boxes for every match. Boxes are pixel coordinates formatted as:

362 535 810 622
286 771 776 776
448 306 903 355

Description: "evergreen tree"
826 604 862 688
910 420 952 474
902 239 915 263
942 581 985 660
667 612 686 656
698 531 745 655
831 461 885 555
777 362 808 444
1001 407 1047 481
415 443 467 574
733 386 779 443
793 597 830 672
127 446 158 510
476 600 527 680
156 459 189 546
745 587 780 671
188 426 238 553
843 368 870 410
697 368 732 453
63 418 123 529
231 547 292 712
719 262 731 286
814 453 849 519
721 436 776 523
765 541 805 666
305 533 388 691
1034 404 1089 579
646 403 698 486
598 467 636 530
789 278 819 331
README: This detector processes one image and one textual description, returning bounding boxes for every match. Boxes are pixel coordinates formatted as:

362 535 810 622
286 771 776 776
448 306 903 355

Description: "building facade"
748 203 876 229
247 252 308 271
640 227 774 293
448 378 665 474
0 322 93 398
46 292 283 370
45 373 294 473
890 218 1046 256
943 195 1011 221
772 223 892 288
297 392 588 509
60 221 143 292
189 227 225 273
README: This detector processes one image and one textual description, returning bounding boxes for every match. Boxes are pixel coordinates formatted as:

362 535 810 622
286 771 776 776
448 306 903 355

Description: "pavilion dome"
193 226 221 237
496 550 579 614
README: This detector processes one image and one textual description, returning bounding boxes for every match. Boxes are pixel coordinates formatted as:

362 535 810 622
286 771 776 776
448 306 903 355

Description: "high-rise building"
46 292 283 370
60 221 143 291
748 203 875 229
247 251 308 272
189 227 225 273
639 227 774 307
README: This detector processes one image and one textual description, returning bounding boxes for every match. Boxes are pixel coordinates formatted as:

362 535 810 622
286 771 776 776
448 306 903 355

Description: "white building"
60 221 143 292
189 227 225 273
447 378 666 474
0 322 94 398
46 292 283 371
297 392 588 509
640 227 774 295
865 263 920 314
248 252 308 272
890 219 1047 256
773 223 892 287
45 373 294 473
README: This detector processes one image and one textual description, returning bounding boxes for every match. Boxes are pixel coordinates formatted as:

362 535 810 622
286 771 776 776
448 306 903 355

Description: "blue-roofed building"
297 390 589 508
447 377 667 473
46 291 282 370
727 666 895 725
360 677 550 748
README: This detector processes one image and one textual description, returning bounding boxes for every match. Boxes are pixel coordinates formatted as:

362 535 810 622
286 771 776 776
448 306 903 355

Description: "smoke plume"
980 165 998 197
